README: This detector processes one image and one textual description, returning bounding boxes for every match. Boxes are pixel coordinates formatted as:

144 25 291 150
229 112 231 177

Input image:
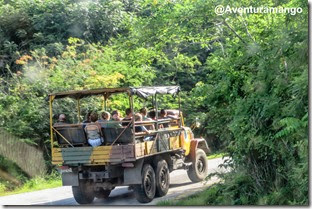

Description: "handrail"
51 118 181 128
134 128 183 137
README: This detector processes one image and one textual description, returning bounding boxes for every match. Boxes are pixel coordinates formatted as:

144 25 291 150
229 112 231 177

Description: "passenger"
166 110 179 126
148 110 156 121
111 110 121 121
106 110 122 128
134 113 149 134
97 111 111 128
82 111 92 129
159 109 169 119
135 113 153 141
148 110 166 129
140 107 149 120
122 108 133 127
101 111 111 121
53 114 59 120
140 107 154 130
160 109 178 119
83 111 92 123
54 114 68 126
84 112 103 147
159 109 170 128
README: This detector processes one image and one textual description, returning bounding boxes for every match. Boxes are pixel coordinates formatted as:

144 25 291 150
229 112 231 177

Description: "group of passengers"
54 108 177 147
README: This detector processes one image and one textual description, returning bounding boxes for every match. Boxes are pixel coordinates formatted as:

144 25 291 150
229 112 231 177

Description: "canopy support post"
102 95 105 110
49 96 54 155
130 93 136 157
178 92 182 127
77 98 81 123
155 93 158 131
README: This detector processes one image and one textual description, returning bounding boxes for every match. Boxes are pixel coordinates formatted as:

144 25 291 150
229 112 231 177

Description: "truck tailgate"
52 145 135 165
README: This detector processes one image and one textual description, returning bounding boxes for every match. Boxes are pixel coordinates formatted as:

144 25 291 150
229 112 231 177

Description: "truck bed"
52 136 182 166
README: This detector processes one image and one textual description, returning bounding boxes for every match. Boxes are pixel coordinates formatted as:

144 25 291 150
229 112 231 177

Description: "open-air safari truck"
49 86 210 204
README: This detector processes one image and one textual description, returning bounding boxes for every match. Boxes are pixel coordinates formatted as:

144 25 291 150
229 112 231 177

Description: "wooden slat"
53 156 136 165
53 150 117 156
64 159 123 164
58 150 122 156
52 146 119 153
135 143 145 157
64 160 91 164
52 162 63 165
145 141 157 155
54 147 93 152
52 145 133 153
53 155 107 161
53 152 134 161
53 151 133 158
53 151 121 158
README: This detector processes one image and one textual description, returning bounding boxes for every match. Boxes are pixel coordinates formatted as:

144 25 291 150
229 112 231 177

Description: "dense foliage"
0 0 308 204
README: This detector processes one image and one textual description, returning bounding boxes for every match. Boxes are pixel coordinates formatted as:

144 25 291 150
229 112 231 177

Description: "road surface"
0 157 229 206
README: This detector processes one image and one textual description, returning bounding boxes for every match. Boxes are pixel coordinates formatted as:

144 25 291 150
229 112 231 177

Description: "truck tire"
155 160 169 197
187 149 208 182
94 188 111 199
72 181 95 204
133 164 156 203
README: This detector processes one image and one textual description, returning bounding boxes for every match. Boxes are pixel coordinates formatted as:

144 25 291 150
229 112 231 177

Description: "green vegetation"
157 186 220 206
0 155 61 196
159 167 308 205
0 173 61 196
0 0 308 205
207 152 226 160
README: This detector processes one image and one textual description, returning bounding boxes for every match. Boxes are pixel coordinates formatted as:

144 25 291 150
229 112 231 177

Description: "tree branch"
221 17 247 45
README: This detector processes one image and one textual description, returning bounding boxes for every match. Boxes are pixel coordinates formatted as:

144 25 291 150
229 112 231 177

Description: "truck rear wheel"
94 188 111 199
72 181 95 204
133 164 156 203
155 160 169 197
187 149 208 182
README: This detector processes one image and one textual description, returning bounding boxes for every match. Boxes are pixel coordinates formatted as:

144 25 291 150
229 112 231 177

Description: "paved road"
0 157 229 206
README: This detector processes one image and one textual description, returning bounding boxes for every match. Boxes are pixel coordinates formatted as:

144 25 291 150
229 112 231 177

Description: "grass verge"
207 152 226 160
157 185 220 206
0 174 62 196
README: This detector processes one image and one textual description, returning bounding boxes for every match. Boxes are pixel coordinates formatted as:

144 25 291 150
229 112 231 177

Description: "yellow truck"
49 86 210 204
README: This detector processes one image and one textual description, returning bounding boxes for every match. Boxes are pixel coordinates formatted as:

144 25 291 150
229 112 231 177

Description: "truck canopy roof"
49 86 180 100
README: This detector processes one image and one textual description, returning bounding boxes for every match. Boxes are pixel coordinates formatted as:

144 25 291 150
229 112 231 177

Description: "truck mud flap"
123 159 144 185
62 172 79 186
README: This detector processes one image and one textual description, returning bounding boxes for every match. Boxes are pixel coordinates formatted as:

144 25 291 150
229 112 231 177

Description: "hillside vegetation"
0 0 308 204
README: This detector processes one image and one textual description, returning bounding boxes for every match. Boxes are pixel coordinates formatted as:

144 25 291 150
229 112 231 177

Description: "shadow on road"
94 190 135 204
36 181 201 206
34 197 77 206
169 181 196 188
33 178 212 206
